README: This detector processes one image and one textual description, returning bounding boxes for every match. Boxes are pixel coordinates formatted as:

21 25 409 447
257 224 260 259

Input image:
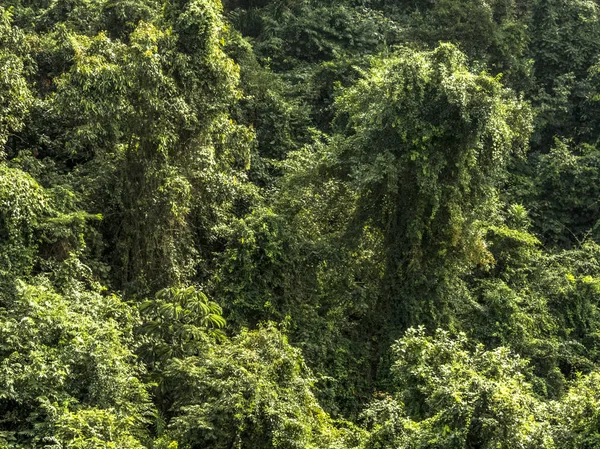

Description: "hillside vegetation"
3 0 600 447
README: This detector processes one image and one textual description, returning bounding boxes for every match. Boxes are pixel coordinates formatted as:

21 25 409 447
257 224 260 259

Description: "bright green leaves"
0 280 150 448
392 328 534 416
6 0 600 447
334 43 532 326
135 285 227 439
52 24 187 159
158 325 359 449
362 329 553 449
0 50 31 149
552 372 600 448
362 328 600 449
0 166 46 277
0 164 148 448
53 32 126 158
137 286 225 365
135 295 359 449
0 165 101 284
54 408 147 449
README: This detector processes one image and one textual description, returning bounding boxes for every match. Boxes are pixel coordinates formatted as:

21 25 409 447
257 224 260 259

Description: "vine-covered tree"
334 44 532 328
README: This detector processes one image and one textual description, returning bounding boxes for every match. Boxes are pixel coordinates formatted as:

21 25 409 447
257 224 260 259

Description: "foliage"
0 279 150 448
504 138 600 247
159 324 362 449
334 43 532 327
391 0 532 87
362 328 553 449
552 372 600 448
0 7 32 151
5 0 600 446
0 164 101 285
138 286 226 366
362 328 600 448
54 408 147 449
47 8 251 294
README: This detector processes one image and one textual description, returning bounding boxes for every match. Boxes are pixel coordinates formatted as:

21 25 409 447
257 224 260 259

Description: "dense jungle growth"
4 0 600 447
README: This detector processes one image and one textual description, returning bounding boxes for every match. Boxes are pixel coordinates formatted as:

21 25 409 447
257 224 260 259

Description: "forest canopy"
3 0 600 447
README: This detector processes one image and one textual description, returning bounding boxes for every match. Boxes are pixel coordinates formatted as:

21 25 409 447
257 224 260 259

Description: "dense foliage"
3 0 600 447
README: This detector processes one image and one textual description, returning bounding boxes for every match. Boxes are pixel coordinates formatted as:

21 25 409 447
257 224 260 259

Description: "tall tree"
49 0 253 294
334 44 532 329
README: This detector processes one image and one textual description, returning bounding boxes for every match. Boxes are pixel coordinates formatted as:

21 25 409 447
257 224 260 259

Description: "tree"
0 164 151 448
136 285 226 421
361 328 553 449
334 43 532 329
47 1 253 294
392 0 532 88
157 324 363 449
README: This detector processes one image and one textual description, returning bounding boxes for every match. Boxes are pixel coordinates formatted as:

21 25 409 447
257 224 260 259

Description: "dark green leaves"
0 7 32 151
